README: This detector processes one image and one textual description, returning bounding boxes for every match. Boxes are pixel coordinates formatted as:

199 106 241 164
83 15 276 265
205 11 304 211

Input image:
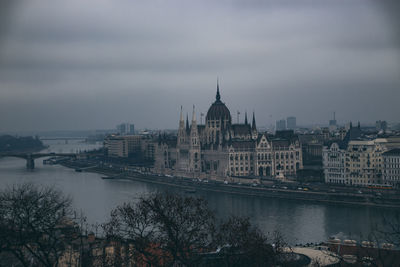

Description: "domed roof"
206 83 231 122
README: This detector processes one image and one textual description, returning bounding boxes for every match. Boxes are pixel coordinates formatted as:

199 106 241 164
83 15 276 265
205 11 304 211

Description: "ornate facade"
154 83 303 181
323 125 400 186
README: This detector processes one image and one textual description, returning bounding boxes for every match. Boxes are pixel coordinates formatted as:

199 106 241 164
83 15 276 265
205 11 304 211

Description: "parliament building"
153 82 303 182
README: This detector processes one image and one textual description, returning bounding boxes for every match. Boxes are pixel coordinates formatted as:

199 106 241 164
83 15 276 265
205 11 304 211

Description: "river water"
0 140 397 245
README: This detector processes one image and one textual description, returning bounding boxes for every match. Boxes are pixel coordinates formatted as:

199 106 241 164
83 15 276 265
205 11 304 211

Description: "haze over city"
0 0 399 132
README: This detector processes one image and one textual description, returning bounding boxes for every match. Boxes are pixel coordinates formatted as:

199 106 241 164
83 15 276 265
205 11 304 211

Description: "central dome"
205 83 231 122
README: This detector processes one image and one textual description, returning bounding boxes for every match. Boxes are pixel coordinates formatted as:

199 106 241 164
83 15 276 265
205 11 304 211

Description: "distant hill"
0 135 45 153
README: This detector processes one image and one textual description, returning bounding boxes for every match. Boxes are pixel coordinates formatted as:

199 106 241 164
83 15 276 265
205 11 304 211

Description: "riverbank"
60 160 400 209
0 135 47 153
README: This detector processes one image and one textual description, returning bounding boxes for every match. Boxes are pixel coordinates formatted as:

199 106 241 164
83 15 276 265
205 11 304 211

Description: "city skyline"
1 0 399 132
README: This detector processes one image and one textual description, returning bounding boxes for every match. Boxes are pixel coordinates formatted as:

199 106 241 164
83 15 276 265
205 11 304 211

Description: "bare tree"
0 183 78 267
104 192 287 267
104 192 216 266
213 216 278 267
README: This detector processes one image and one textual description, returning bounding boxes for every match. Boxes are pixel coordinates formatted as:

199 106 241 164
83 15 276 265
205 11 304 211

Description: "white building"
383 148 400 188
323 143 346 184
104 135 142 158
323 133 400 186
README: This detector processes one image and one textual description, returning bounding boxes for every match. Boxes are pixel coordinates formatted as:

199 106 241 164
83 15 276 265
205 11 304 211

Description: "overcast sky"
0 0 399 132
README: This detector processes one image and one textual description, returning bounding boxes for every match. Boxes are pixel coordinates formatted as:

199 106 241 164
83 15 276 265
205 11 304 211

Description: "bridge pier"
26 156 35 170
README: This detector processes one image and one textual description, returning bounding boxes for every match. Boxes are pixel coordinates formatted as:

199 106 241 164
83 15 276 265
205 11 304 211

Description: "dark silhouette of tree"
0 183 77 267
104 192 216 266
104 192 288 267
212 216 279 267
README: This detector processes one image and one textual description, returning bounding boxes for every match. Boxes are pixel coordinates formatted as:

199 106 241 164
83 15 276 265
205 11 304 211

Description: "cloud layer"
0 0 399 131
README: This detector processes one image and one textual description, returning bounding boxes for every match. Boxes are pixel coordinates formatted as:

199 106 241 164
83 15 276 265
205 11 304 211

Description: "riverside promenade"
61 159 400 209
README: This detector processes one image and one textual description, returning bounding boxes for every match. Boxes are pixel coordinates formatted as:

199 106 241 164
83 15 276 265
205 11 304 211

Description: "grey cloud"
0 0 399 132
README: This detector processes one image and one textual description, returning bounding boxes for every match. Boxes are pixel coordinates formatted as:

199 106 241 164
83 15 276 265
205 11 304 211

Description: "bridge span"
0 153 77 169
39 137 86 141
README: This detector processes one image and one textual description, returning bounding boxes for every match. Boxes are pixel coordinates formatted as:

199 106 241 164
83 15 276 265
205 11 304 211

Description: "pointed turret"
216 78 221 102
180 105 183 122
245 111 248 125
252 112 257 131
189 105 200 173
186 114 190 134
190 105 199 145
251 111 257 139
190 105 198 136
192 105 196 122
178 106 186 146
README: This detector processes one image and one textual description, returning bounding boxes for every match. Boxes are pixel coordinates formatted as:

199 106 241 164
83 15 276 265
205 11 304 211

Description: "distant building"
383 149 400 188
329 112 337 132
104 135 128 157
346 139 385 186
116 123 135 135
276 119 287 131
287 116 296 130
376 120 388 132
323 124 400 186
322 143 346 184
152 83 303 182
104 135 142 158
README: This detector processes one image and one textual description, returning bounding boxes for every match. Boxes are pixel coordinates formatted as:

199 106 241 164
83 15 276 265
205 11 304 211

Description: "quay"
60 159 400 209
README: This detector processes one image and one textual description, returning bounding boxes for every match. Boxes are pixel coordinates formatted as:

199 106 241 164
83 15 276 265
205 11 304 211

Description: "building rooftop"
382 148 400 156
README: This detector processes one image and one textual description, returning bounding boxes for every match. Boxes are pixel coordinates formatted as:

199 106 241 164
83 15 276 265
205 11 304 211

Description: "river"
0 140 397 245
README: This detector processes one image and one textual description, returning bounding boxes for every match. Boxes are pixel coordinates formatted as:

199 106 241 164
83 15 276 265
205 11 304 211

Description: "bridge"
39 137 87 141
0 153 77 169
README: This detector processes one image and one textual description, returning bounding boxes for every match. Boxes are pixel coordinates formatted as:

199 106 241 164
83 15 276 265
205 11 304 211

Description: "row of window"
384 176 400 181
384 170 400 174
384 157 400 163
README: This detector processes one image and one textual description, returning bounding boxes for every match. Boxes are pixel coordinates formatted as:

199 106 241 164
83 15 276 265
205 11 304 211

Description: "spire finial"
192 105 196 122
216 77 221 102
180 105 183 121
245 111 248 125
252 111 257 131
186 114 190 132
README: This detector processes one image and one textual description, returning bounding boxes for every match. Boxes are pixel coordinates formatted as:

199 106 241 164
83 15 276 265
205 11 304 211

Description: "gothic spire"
216 78 221 102
252 111 257 131
245 111 248 125
192 105 196 122
186 114 190 133
180 105 183 122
